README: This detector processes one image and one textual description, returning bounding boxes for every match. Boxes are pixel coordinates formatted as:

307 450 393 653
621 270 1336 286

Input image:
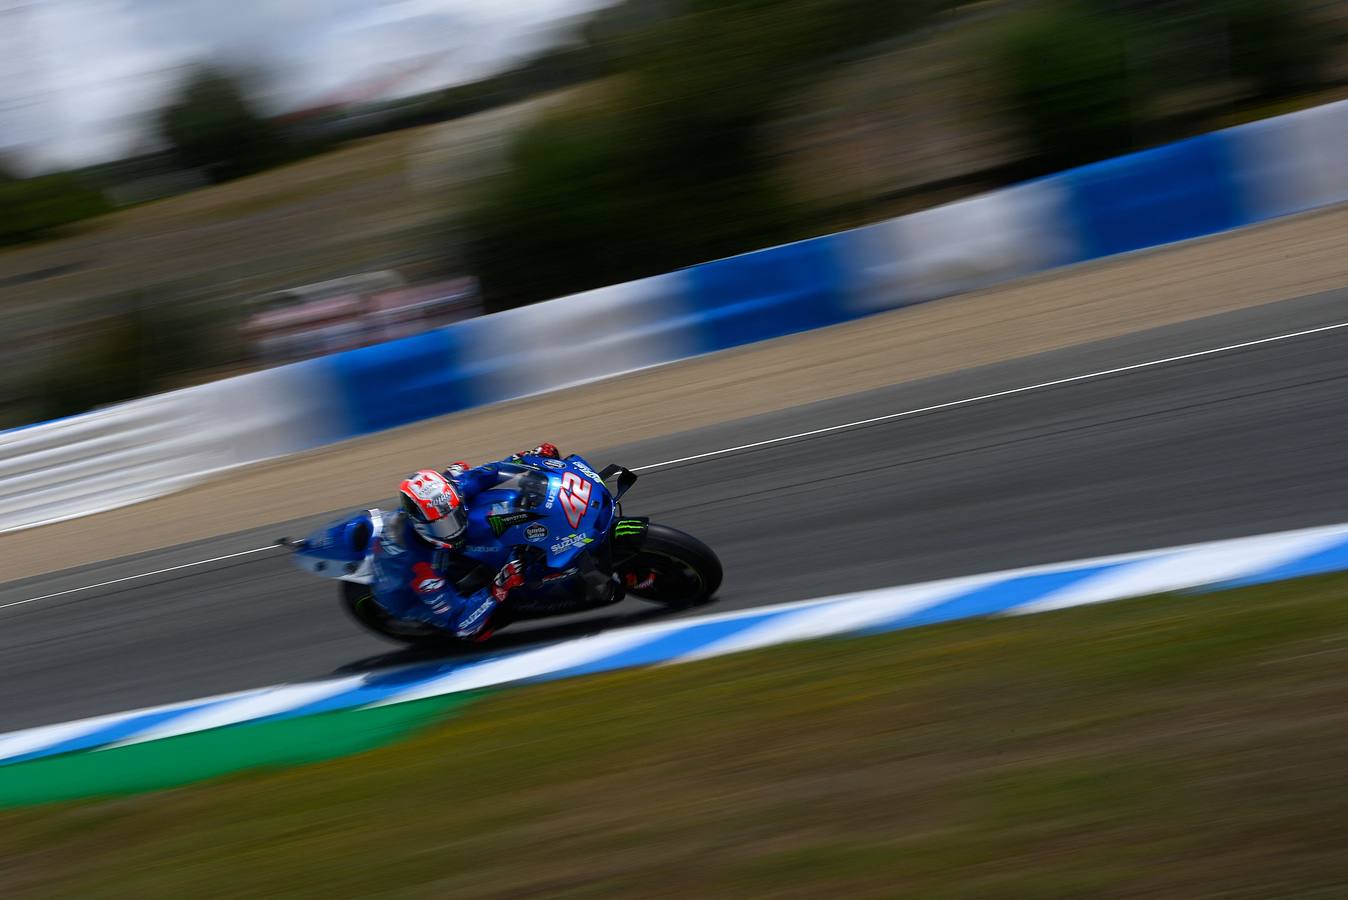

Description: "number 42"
558 472 591 528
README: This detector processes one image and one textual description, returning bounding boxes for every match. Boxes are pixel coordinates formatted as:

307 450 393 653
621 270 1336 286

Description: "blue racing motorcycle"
281 454 722 645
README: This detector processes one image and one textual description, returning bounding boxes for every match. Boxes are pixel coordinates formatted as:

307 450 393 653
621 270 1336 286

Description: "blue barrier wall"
307 98 1348 443
323 326 485 437
8 99 1348 531
1061 133 1249 259
684 235 852 355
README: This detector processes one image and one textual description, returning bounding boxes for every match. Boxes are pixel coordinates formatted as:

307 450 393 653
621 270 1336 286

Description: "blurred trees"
39 311 157 420
463 0 1337 310
376 44 603 133
1220 0 1331 97
0 170 110 245
20 293 237 424
159 67 289 183
992 0 1332 171
991 6 1135 171
466 0 949 311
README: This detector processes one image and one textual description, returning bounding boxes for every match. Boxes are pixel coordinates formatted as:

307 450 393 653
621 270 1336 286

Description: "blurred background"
3 0 1348 429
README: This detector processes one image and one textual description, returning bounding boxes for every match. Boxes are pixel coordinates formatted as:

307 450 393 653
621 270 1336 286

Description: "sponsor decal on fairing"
549 532 594 554
486 511 542 537
573 460 603 482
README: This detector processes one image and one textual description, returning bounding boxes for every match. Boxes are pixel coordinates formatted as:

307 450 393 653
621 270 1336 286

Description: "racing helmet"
399 470 468 548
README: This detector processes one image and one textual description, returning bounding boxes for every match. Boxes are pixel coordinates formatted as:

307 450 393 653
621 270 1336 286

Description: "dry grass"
0 92 581 326
0 130 429 315
3 575 1348 897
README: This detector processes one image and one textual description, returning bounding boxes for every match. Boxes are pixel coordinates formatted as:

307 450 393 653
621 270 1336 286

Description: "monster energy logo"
613 519 646 538
487 512 541 537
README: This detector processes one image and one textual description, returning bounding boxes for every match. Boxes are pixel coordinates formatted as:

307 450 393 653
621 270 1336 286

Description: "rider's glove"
443 460 471 478
491 558 526 603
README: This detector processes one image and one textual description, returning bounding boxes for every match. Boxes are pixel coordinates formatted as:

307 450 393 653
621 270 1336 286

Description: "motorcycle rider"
371 443 566 641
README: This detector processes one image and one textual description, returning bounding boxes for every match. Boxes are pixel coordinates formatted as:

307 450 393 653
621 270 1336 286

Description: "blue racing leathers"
370 513 521 640
369 452 561 639
441 457 521 504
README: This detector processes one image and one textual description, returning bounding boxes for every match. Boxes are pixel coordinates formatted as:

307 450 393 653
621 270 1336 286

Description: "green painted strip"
0 693 476 809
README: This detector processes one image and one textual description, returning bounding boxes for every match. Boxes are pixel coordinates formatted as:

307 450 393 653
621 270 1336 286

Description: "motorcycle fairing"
292 509 382 584
458 454 615 571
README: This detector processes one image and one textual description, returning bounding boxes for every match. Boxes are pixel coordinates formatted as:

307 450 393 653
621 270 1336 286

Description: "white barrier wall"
0 394 215 533
843 179 1079 311
4 99 1348 535
453 271 699 401
1230 100 1348 220
0 363 340 534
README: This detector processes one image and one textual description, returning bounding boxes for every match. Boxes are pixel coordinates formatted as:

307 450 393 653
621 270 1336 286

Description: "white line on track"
7 318 1347 610
631 319 1348 471
0 546 279 612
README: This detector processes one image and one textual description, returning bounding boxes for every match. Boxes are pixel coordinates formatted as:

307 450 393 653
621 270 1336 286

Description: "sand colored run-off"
4 201 1348 580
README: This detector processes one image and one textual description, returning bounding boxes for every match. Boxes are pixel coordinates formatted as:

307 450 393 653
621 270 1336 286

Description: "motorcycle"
280 453 722 645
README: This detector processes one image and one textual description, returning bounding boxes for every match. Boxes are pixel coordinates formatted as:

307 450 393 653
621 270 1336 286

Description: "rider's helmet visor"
421 507 467 542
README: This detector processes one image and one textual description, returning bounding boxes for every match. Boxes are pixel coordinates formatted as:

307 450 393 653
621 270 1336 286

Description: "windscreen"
488 463 552 510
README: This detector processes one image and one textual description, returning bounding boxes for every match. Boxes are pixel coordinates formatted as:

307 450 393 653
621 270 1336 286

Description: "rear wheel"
615 523 722 607
340 581 451 646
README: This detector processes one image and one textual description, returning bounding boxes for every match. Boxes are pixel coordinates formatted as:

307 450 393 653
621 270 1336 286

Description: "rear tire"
340 581 453 647
616 523 723 607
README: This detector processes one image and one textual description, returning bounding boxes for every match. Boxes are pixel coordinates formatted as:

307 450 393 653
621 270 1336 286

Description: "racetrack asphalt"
2 287 1347 732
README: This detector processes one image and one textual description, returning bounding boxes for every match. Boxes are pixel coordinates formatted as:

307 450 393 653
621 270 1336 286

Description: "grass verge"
0 694 475 809
4 575 1348 897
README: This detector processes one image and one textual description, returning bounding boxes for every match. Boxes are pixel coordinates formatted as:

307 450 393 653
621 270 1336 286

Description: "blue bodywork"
290 508 383 581
458 454 615 571
292 453 617 636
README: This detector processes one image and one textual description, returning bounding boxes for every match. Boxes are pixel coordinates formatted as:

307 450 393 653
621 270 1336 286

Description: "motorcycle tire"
340 580 453 646
616 523 723 607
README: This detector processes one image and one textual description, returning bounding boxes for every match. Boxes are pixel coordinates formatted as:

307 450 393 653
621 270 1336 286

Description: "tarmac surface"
10 198 1348 582
1 288 1346 732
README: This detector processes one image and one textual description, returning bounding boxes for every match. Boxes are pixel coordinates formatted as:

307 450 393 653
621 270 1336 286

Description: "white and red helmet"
399 470 467 547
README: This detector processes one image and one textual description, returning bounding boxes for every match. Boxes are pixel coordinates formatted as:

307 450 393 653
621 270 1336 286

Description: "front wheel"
340 581 451 646
615 523 722 607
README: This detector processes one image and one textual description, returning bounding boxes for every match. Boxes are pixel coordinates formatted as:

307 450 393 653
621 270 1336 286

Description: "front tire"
615 523 723 607
340 581 451 646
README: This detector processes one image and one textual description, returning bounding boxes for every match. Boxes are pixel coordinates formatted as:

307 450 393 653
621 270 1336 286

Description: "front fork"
604 516 651 597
